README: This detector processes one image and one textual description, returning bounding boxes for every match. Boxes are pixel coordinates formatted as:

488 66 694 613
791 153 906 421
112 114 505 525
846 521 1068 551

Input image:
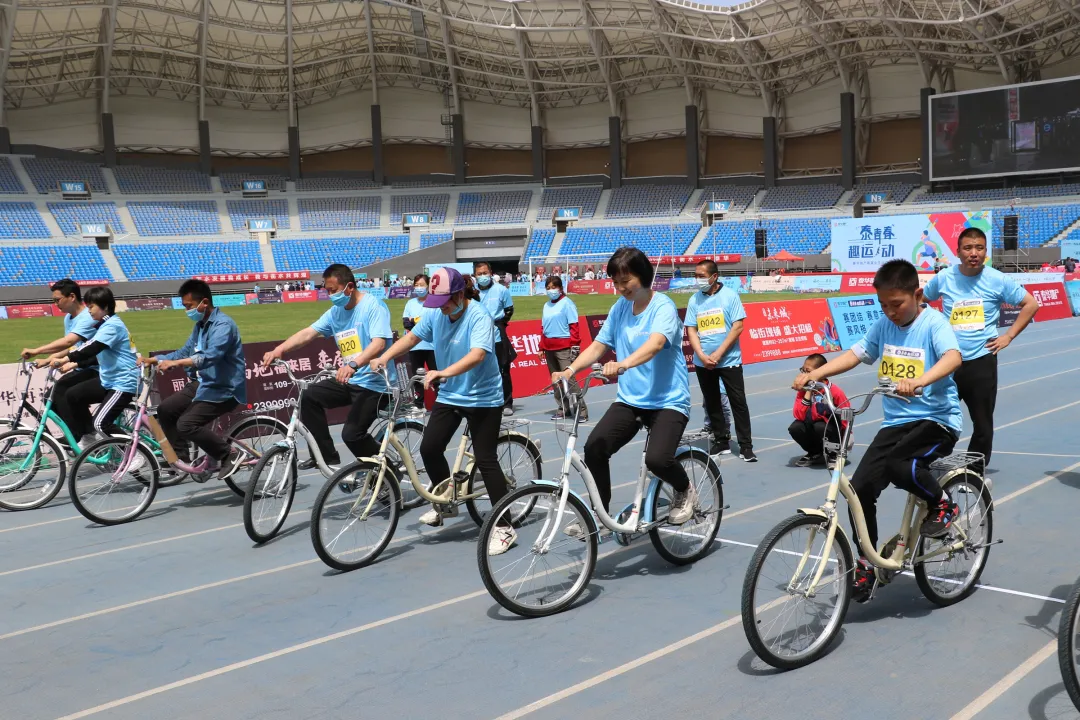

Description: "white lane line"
724 483 828 519
947 641 1057 720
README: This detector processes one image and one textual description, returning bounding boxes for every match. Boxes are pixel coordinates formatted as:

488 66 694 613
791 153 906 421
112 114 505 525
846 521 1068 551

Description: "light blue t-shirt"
541 295 579 339
403 298 434 351
851 307 963 433
65 308 99 370
93 315 138 394
478 282 513 343
922 265 1027 361
684 286 746 368
412 301 503 408
311 293 396 393
595 293 691 417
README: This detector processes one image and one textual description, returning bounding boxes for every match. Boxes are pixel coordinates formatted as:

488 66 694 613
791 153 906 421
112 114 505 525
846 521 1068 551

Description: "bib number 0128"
879 359 919 380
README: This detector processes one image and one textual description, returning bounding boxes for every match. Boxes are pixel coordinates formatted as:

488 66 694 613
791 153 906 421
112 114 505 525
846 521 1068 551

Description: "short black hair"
873 259 920 293
545 275 564 290
696 259 719 276
805 353 828 370
606 247 655 287
322 264 355 287
178 278 213 305
474 261 491 274
413 273 430 286
50 279 81 302
84 286 116 315
957 227 987 245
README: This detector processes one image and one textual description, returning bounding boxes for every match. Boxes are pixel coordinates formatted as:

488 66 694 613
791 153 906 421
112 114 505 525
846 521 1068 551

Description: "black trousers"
51 369 99 443
695 366 731 442
583 402 690 511
65 373 132 441
299 379 387 464
419 402 508 506
495 325 514 408
157 382 239 461
408 349 438 406
850 420 957 553
788 417 842 457
954 352 996 468
711 365 754 453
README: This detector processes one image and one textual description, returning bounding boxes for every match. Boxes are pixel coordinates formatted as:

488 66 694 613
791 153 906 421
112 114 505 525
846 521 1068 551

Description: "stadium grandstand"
0 0 1078 289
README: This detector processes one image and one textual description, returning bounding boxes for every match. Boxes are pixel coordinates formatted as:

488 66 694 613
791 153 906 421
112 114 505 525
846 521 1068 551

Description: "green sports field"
1 291 843 359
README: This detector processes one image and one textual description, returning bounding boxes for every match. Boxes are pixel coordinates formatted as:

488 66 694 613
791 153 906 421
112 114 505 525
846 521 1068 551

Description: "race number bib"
334 329 361 360
949 299 986 332
879 344 925 381
696 310 727 337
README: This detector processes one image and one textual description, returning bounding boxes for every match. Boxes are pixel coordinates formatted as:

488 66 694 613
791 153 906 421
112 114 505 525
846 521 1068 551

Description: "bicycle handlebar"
801 378 918 418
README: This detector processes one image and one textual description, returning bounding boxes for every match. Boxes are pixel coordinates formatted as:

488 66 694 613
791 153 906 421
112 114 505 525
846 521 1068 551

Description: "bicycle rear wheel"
244 444 297 543
378 419 427 510
310 460 400 571
914 470 992 606
69 438 159 525
1058 578 1080 711
0 430 67 511
742 513 853 670
648 447 723 565
465 433 542 526
225 416 290 497
477 485 597 618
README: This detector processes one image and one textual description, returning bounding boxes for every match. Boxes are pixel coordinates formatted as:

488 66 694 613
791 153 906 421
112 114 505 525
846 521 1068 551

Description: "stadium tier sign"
80 223 110 240
242 180 268 198
60 181 90 200
246 218 276 232
863 193 887 205
402 212 431 230
830 212 993 273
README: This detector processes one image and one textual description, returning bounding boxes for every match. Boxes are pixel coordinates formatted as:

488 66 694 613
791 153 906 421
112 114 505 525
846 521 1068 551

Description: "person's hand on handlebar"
335 364 355 385
792 371 819 391
893 377 924 397
20 348 37 360
157 358 181 373
138 355 159 367
34 358 52 369
423 369 447 390
550 368 574 384
261 347 283 368
601 361 624 378
369 357 388 374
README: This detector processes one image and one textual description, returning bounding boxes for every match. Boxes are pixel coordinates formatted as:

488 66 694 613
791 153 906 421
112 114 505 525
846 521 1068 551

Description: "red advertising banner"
841 273 876 292
506 318 596 398
194 272 310 284
6 303 62 319
740 298 843 364
567 279 615 295
46 279 109 287
281 290 319 303
649 254 741 265
1025 282 1072 321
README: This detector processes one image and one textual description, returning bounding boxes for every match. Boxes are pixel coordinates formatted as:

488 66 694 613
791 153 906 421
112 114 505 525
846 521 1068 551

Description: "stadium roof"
2 0 1079 115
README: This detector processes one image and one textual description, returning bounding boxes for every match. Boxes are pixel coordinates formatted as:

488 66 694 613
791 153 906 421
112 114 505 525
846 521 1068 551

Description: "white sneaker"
564 521 610 541
488 525 517 555
418 508 444 527
668 483 698 525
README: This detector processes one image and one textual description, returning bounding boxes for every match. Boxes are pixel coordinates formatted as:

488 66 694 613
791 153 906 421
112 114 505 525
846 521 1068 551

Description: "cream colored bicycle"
741 379 995 669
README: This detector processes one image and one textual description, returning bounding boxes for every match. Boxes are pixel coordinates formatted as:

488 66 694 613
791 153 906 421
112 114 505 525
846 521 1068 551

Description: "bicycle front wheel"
0 430 68 511
477 485 597 618
244 444 297 543
1059 578 1080 711
742 513 853 670
69 438 159 525
379 419 427 510
225 416 290 497
914 470 992 606
465 433 543 526
648 447 723 565
310 460 400 571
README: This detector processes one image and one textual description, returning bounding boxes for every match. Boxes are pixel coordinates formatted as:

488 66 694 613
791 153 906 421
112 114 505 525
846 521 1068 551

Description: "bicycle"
243 359 427 544
476 364 724 618
67 366 286 526
310 365 543 572
741 379 995 670
1058 576 1080 711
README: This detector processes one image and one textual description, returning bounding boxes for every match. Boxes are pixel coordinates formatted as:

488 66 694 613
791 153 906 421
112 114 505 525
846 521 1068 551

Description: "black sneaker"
739 449 758 463
921 499 959 538
218 448 242 481
852 558 875 603
794 453 815 467
299 457 339 471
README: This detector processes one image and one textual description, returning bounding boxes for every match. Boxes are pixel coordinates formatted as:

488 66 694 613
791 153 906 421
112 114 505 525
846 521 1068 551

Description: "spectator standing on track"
922 227 1038 471
403 273 438 407
685 259 757 461
788 353 849 469
475 261 516 416
541 276 586 421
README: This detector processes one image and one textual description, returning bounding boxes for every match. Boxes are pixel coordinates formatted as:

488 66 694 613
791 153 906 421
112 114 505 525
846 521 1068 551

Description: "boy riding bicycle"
793 259 964 602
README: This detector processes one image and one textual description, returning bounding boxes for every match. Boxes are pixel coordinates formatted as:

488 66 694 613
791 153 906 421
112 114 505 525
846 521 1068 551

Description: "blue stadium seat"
847 182 917 205
272 236 410 273
913 183 1080 205
0 245 112 286
0 202 51 238
219 172 287 193
701 217 834 256
128 201 221 236
989 204 1080 249
22 157 108 194
390 194 450 225
0 158 26 194
113 166 212 194
298 197 381 231
226 199 290 232
296 177 381 192
48 202 127 235
455 191 532 225
523 229 556 261
605 185 692 219
113 241 262 280
536 187 602 220
561 224 700 257
420 232 453 249
759 185 845 212
694 185 761 213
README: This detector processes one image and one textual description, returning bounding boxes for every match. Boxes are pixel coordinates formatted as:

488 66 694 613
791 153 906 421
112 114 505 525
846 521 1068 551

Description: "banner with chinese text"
826 295 884 350
740 298 843 363
831 212 993 272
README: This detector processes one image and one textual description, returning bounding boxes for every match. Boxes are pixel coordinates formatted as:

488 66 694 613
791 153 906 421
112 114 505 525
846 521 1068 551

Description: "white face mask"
696 275 717 290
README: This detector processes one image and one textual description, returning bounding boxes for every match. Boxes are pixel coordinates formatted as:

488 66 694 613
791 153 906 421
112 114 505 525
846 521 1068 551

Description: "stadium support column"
371 105 384 185
198 121 211 175
609 116 622 189
685 105 699 188
451 114 465 184
531 125 543 182
841 92 856 190
0 127 9 155
762 116 778 188
102 113 117 168
920 87 935 186
288 126 300 181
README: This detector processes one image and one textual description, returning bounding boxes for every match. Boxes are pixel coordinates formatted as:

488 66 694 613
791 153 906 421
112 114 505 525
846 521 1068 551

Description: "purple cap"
424 267 465 308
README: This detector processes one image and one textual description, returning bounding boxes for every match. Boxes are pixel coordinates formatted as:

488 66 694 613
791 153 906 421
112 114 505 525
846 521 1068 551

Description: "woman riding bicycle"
371 267 515 555
402 273 438 408
551 247 697 536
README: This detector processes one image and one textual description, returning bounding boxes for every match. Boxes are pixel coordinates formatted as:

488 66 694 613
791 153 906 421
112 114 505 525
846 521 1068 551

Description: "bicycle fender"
796 508 852 545
530 479 589 515
499 430 541 451
642 476 662 523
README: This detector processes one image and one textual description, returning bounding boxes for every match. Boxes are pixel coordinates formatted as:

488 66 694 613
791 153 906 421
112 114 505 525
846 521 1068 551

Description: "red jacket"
792 380 849 430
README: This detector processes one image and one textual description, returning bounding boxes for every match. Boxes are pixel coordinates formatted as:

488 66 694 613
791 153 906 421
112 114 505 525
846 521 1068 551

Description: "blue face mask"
329 287 351 307
185 303 204 322
447 300 464 316
477 275 492 289
546 289 562 302
414 287 428 298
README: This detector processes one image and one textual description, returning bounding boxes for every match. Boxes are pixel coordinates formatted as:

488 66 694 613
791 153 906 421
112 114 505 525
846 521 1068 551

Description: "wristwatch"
347 360 359 370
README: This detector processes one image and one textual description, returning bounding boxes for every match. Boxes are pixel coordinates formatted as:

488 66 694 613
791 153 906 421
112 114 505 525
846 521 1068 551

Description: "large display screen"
930 75 1080 181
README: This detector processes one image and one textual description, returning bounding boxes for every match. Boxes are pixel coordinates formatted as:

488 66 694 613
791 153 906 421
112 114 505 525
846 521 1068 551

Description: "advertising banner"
1025 282 1073 321
425 262 473 277
1066 281 1080 316
505 319 596 398
509 282 533 297
793 275 843 293
282 290 318 303
648 254 741 265
652 278 671 291
1061 238 1080 260
1007 272 1065 285
366 288 387 300
567 279 615 295
826 295 884 350
0 307 7 320
245 293 259 305
388 287 412 300
722 276 750 294
256 291 282 304
126 297 173 312
6 303 61 319
171 297 185 310
669 278 698 293
831 212 993 272
215 293 247 307
750 275 796 293
194 272 309 284
740 298 843 363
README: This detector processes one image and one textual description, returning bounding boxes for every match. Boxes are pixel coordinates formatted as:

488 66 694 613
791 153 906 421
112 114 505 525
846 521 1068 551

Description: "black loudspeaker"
755 228 767 259
1003 215 1019 252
